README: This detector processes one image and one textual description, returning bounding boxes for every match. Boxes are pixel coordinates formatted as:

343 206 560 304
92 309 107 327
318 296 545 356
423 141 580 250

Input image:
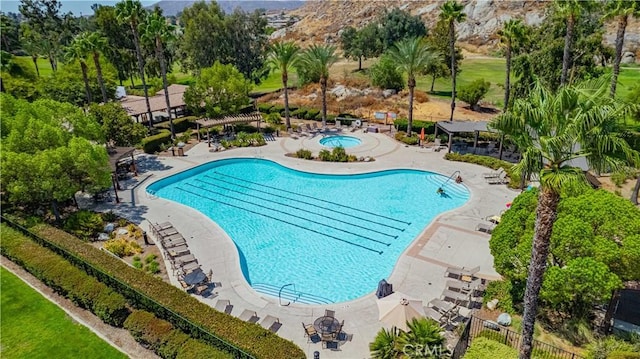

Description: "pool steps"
252 283 334 305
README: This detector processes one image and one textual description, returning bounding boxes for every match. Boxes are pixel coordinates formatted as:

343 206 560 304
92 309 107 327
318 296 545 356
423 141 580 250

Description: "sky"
0 0 157 16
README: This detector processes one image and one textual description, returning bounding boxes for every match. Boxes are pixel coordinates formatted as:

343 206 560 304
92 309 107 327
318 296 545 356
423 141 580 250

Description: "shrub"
414 90 429 103
458 79 491 111
264 112 282 125
24 223 305 358
295 148 313 160
101 211 118 222
370 55 404 92
291 107 307 119
270 105 285 115
394 131 419 145
145 254 157 264
463 337 517 359
444 153 521 189
168 116 197 133
483 280 515 314
304 108 320 120
607 352 640 359
0 224 129 326
103 237 142 257
63 210 104 241
141 130 172 154
317 147 357 162
394 119 436 134
587 335 640 359
257 103 273 113
611 172 628 188
176 339 233 359
318 149 332 161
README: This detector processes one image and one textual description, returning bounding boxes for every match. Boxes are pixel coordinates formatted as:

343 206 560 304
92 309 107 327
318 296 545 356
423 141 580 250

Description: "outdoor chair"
445 266 480 279
260 315 282 333
179 261 200 274
166 245 190 258
482 167 504 179
476 222 496 234
239 310 260 324
287 128 299 140
324 309 336 319
487 172 509 184
194 283 209 295
323 341 339 350
303 322 318 339
215 299 233 314
441 289 472 307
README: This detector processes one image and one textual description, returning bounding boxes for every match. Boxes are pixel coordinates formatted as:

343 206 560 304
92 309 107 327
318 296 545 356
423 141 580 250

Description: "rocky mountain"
274 0 639 55
148 0 305 16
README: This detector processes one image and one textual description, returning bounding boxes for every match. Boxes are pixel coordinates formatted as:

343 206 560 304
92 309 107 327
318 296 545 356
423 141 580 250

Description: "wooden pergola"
195 112 263 146
107 146 137 203
434 121 501 156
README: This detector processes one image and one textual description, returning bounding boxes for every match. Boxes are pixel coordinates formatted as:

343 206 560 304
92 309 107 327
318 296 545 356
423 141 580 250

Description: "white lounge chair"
487 172 509 184
483 167 505 179
215 299 233 314
260 315 281 333
239 309 260 324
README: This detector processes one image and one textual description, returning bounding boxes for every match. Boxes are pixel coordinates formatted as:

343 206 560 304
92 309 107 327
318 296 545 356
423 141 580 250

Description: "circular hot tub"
319 135 362 148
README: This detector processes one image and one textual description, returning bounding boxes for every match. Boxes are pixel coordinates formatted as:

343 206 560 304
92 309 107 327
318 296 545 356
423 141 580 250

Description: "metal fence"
451 316 583 359
0 216 255 359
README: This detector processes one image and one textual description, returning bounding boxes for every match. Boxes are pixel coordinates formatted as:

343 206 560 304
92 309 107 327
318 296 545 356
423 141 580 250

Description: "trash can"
178 147 184 156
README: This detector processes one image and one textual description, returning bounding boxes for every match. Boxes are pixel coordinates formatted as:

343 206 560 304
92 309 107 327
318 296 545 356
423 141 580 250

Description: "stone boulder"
497 313 512 326
621 51 636 64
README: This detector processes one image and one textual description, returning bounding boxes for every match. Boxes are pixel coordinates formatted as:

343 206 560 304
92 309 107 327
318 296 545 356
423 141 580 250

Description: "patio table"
183 268 206 285
314 316 340 340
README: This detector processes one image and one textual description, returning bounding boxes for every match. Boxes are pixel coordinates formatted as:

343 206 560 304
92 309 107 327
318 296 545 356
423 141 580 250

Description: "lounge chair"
287 128 299 139
215 299 233 314
260 315 281 333
166 245 190 257
445 266 480 279
476 222 496 234
306 123 318 134
298 124 309 136
424 306 448 326
179 261 200 273
323 341 339 350
441 289 471 306
172 253 197 266
483 167 505 179
487 172 509 184
239 310 260 324
335 120 342 131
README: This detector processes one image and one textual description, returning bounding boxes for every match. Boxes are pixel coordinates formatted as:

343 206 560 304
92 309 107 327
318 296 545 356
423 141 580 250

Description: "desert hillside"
274 0 640 55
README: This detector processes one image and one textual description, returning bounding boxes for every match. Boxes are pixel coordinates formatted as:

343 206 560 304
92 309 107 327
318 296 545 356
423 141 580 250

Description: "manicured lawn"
0 267 127 359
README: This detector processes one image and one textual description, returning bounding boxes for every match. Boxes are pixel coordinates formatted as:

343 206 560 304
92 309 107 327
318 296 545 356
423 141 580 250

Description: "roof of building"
436 121 495 134
120 84 189 117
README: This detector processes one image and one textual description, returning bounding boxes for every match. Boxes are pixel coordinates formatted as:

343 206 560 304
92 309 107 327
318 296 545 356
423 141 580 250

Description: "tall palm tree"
498 19 526 112
142 12 176 139
83 31 110 103
605 0 640 98
299 44 338 128
65 35 92 104
439 0 466 122
388 37 441 137
267 41 300 130
490 79 639 359
555 0 591 87
115 0 153 131
369 327 399 359
396 318 446 358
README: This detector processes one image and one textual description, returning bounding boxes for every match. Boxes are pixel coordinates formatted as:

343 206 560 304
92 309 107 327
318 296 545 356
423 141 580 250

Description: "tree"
396 318 446 358
223 9 269 83
458 79 490 111
0 13 20 52
498 19 526 111
424 19 462 94
340 26 361 69
142 11 176 139
605 0 640 98
387 37 441 137
19 24 43 77
369 327 400 359
555 0 593 87
183 61 252 118
378 8 427 51
92 4 137 86
439 0 466 122
64 34 93 104
267 41 300 130
298 44 338 128
115 0 153 131
369 54 404 92
489 79 639 359
90 103 147 146
179 1 227 72
83 31 110 103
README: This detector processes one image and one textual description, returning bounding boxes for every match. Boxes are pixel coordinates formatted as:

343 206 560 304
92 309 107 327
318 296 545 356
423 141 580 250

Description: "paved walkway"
103 131 518 358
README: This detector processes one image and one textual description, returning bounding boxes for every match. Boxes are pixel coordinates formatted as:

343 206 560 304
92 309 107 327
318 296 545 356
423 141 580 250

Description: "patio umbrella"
420 127 425 143
377 292 425 332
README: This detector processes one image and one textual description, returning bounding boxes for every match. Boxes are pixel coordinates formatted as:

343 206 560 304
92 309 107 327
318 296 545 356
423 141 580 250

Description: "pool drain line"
176 186 384 255
212 171 412 225
195 177 400 239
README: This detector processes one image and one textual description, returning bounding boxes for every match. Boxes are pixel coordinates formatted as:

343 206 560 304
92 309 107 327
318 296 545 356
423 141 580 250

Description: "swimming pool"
319 135 362 148
147 158 469 303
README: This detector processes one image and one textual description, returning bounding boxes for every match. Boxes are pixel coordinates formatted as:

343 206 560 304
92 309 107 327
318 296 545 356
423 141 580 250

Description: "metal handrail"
279 283 295 306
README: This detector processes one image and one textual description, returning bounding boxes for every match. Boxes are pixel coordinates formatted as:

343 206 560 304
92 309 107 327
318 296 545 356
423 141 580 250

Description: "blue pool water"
319 135 362 148
147 158 469 303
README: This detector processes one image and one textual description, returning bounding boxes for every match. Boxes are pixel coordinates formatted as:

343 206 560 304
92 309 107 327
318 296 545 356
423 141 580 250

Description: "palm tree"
439 0 466 122
267 41 300 130
388 37 441 137
65 35 92 104
369 327 400 359
605 0 640 98
142 12 176 139
498 19 526 112
555 0 591 87
396 318 446 358
298 44 338 128
83 31 110 103
116 0 153 131
490 79 639 359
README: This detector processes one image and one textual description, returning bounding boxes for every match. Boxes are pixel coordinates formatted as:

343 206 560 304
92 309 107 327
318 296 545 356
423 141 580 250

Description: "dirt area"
598 175 639 203
1 258 159 359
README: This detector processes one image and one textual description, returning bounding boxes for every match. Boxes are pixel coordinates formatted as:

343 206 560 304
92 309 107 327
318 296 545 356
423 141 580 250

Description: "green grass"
0 267 127 359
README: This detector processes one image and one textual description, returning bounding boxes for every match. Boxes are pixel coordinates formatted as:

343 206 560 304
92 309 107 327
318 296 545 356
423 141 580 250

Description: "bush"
23 222 305 358
270 105 285 115
167 116 197 133
0 224 129 326
141 131 172 154
611 172 628 188
101 211 118 222
295 148 313 160
103 237 142 258
394 119 436 134
291 107 307 119
257 103 273 113
587 336 640 359
394 131 420 145
176 339 233 359
225 132 266 148
63 210 104 241
483 280 515 314
264 112 282 125
444 153 521 189
458 79 491 110
304 108 320 120
463 337 517 359
317 147 357 162
370 55 404 92
607 352 640 359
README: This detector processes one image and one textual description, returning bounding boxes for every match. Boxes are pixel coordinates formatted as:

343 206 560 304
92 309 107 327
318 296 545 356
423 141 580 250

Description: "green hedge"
608 351 640 359
444 153 521 189
141 130 172 154
0 224 129 327
124 310 231 359
257 103 273 113
394 118 436 134
24 223 305 359
171 116 197 133
463 337 517 359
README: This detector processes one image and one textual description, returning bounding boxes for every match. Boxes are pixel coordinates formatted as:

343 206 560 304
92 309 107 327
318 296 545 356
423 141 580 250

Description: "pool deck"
108 131 519 358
